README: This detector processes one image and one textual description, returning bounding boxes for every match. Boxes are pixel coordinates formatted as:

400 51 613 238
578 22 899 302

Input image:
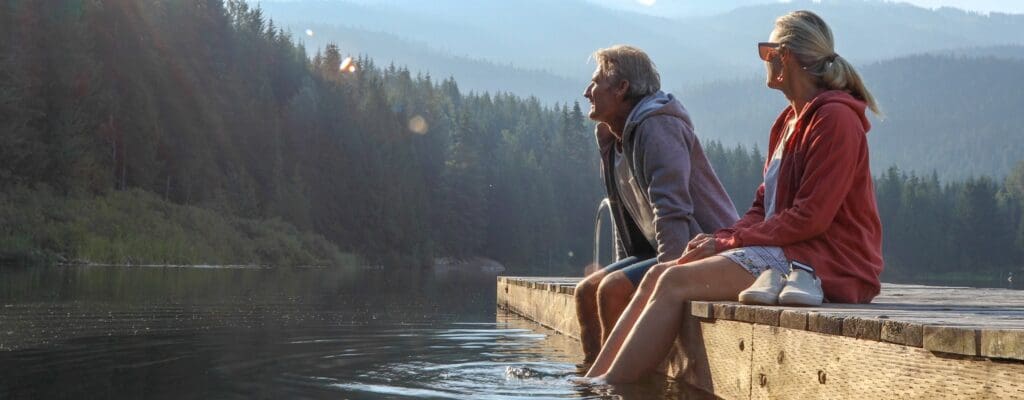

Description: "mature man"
576 45 738 362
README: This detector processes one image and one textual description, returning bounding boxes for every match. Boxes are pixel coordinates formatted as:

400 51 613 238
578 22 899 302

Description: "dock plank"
750 324 1024 400
498 276 1024 399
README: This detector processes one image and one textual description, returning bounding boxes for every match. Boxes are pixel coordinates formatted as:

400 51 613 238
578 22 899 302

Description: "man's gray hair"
593 45 661 101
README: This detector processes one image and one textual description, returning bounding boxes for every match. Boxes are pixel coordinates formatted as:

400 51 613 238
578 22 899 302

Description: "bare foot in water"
569 375 608 386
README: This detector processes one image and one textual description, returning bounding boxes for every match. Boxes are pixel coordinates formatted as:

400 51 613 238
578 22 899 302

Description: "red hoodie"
713 90 883 303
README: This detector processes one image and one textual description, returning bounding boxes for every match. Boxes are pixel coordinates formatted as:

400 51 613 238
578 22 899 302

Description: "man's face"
583 66 627 125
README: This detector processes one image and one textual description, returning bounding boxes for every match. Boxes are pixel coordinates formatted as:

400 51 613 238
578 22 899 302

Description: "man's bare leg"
596 271 636 344
589 256 754 382
574 269 608 363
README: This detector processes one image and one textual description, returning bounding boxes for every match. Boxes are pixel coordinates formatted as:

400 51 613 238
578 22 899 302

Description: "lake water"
0 266 698 399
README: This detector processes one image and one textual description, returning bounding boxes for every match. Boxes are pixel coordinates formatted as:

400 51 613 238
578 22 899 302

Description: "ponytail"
821 55 881 116
776 11 882 117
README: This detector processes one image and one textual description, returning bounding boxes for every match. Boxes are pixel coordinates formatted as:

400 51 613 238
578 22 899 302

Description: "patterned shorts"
719 246 789 277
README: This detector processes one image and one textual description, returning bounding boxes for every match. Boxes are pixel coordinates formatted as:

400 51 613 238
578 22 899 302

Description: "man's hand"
677 234 716 265
595 122 616 148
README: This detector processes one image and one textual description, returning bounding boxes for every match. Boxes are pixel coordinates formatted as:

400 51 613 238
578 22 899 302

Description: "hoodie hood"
621 91 693 144
800 90 871 133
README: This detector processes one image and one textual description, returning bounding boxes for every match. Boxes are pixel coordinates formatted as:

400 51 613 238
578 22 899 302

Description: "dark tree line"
2 0 1021 282
0 0 604 272
875 163 1024 283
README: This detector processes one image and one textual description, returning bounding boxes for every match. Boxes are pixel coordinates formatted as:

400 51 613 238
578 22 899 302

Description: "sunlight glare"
408 115 428 135
305 29 314 37
340 57 354 73
636 0 656 6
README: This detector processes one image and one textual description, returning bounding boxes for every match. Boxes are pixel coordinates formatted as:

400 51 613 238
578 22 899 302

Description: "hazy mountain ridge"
260 0 1024 179
297 24 583 103
262 0 1024 83
682 53 1024 180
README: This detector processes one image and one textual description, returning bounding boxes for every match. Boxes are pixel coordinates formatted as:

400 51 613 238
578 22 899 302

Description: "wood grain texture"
923 325 979 356
779 310 808 330
497 278 580 339
678 320 754 400
980 329 1024 360
750 324 1024 400
498 277 1024 399
499 278 1024 360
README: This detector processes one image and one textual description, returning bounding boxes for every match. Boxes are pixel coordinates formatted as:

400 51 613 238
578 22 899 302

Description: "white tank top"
764 119 797 219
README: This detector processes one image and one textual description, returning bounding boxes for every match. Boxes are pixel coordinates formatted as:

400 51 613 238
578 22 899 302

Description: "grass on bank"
0 186 357 267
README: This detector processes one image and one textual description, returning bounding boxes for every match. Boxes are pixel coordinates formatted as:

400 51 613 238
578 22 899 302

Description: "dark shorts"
601 256 659 286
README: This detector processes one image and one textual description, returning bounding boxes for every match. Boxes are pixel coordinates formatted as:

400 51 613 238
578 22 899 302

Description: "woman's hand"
687 233 712 248
677 234 716 265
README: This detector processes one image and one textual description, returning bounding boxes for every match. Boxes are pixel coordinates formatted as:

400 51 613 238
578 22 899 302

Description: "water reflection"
0 266 702 399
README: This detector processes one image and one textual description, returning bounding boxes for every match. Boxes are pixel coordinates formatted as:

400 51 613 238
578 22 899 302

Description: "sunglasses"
758 42 781 61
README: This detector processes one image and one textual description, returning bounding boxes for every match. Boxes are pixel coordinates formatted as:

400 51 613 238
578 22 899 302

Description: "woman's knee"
637 262 672 293
652 265 693 301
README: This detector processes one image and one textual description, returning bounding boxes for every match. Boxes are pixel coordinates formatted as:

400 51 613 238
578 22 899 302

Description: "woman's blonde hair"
775 10 881 116
593 45 661 102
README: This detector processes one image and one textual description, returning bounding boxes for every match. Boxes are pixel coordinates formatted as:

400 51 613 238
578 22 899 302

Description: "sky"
595 0 1024 15
891 0 1024 14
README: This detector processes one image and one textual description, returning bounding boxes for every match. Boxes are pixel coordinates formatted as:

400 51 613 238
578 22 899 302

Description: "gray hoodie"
601 91 739 262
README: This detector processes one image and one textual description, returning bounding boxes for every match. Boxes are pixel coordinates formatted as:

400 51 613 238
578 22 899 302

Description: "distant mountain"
296 24 582 103
680 54 1024 180
941 44 1024 60
261 0 1024 89
258 0 1024 178
582 0 772 18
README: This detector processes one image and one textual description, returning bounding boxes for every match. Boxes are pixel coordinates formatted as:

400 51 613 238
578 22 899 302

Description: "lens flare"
408 115 428 135
305 29 314 37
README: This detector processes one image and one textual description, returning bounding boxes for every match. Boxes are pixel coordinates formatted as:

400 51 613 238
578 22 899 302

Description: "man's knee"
597 272 635 303
575 272 604 303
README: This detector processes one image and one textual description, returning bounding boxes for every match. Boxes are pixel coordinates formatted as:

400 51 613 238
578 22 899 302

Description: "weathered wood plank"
499 277 1024 360
750 324 1024 400
499 277 1024 400
497 277 581 339
980 329 1024 360
691 301 713 319
923 326 979 357
673 319 754 400
778 310 808 331
881 320 925 347
841 316 883 341
714 303 737 320
807 312 845 335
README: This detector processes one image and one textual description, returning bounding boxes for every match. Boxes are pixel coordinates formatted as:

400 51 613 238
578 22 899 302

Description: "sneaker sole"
738 291 779 305
778 291 823 306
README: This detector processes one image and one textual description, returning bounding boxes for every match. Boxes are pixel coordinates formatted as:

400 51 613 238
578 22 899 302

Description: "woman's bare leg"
590 256 754 382
585 261 672 377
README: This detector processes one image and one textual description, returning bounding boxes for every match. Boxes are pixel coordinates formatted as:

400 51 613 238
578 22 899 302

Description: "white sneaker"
738 268 785 305
778 262 824 306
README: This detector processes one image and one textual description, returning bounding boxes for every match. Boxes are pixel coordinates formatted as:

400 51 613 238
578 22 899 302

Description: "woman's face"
764 29 785 90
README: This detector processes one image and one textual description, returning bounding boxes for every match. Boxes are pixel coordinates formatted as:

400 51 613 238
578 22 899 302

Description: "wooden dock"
498 276 1024 399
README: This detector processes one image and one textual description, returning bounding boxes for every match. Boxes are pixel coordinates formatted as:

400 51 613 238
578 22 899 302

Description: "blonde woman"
584 10 884 383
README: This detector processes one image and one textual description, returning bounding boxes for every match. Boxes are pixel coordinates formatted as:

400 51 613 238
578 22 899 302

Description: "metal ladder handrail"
593 198 614 268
